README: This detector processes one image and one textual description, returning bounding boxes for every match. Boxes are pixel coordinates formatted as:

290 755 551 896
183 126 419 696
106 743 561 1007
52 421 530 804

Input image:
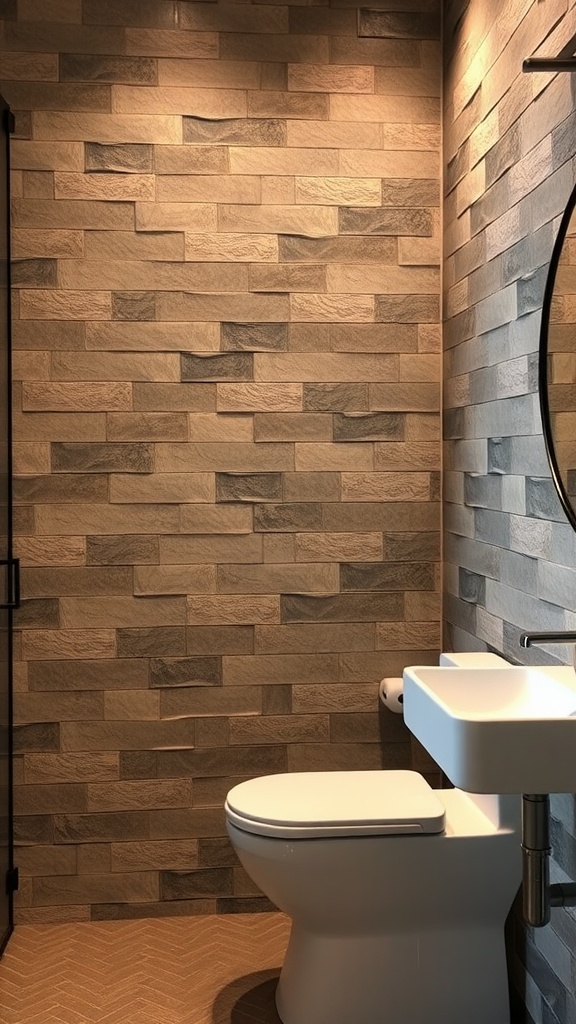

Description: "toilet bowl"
224 653 522 1024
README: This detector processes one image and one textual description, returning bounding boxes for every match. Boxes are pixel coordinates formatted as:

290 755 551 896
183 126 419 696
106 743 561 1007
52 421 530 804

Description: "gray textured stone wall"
444 2 576 1021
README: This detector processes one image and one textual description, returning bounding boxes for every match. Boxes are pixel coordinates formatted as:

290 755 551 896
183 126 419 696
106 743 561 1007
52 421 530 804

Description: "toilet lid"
225 770 446 838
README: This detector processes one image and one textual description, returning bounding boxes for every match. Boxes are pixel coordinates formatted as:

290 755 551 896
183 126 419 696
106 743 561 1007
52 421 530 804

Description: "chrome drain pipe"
522 794 576 926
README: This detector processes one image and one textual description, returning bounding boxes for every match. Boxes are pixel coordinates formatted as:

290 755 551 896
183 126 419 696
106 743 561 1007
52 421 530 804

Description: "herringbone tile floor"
0 912 291 1023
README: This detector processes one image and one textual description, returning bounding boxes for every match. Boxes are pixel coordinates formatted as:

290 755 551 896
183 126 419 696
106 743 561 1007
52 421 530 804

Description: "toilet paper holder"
379 677 404 714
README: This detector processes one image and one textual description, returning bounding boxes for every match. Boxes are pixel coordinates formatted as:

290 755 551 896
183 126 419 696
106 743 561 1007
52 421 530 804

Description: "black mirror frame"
539 180 576 533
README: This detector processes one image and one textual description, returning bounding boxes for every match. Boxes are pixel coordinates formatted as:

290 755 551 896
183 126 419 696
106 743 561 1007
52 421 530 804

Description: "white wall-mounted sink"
403 665 576 793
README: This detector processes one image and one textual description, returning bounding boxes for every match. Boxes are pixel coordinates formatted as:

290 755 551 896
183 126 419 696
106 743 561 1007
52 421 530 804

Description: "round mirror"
540 185 576 532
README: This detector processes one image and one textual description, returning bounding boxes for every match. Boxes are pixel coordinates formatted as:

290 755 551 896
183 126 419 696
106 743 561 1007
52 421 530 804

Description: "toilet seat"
225 769 446 838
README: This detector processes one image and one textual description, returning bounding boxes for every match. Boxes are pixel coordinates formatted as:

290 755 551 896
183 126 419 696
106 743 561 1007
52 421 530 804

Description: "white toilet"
224 653 522 1024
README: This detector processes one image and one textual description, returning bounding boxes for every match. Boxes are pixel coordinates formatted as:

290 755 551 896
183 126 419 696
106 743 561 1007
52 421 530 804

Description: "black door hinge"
6 867 19 895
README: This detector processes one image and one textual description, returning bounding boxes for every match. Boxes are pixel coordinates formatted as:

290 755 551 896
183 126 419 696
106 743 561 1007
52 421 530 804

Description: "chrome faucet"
519 631 576 648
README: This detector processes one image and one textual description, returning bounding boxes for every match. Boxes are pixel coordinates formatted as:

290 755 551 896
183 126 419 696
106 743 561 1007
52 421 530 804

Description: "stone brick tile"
104 690 160 721
12 228 84 259
292 683 377 714
184 115 285 147
341 561 435 591
51 441 153 474
217 562 339 595
179 504 252 535
60 53 156 84
220 33 329 64
160 686 261 720
255 528 295 559
15 473 108 504
155 291 290 324
287 741 383 772
187 595 280 627
33 872 159 907
218 204 338 238
186 626 254 657
295 442 373 472
148 807 225 840
374 441 440 470
249 264 327 293
133 382 216 412
60 719 194 753
216 473 282 504
370 382 440 411
84 230 184 262
328 264 439 295
288 62 374 93
221 322 288 352
255 353 397 383
223 652 338 687
28 659 148 692
86 780 192 813
230 714 329 746
341 471 432 502
107 412 188 442
3 79 112 112
330 712 381 743
160 534 262 566
82 0 178 28
217 383 302 414
282 472 341 503
229 146 338 176
185 232 277 263
181 3 288 33
86 535 159 565
279 235 397 266
157 172 259 203
133 565 217 597
110 839 198 872
116 628 185 660
97 317 215 353
51 351 180 382
135 202 217 233
339 207 432 236
255 622 375 655
157 441 293 474
0 50 59 81
294 532 383 562
20 289 110 321
54 172 154 201
280 592 403 624
64 259 250 294
287 119 385 150
254 413 331 442
59 595 186 629
247 90 329 122
16 536 86 567
303 382 368 412
11 141 82 173
376 621 440 649
33 112 182 144
290 293 374 323
124 28 219 60
22 566 132 598
158 58 261 90
23 382 132 412
22 629 116 661
186 412 253 443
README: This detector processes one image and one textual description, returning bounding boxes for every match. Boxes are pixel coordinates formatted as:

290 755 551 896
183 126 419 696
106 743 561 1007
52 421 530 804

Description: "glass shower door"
0 93 16 956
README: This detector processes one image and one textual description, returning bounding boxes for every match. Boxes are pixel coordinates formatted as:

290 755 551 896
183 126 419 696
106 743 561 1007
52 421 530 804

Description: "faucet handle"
520 631 576 649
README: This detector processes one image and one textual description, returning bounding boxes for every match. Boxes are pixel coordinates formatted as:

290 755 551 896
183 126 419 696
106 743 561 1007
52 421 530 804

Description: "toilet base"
275 925 511 1024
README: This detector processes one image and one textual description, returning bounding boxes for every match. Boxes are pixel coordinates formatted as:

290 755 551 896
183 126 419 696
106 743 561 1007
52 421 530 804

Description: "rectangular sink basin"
403 665 576 793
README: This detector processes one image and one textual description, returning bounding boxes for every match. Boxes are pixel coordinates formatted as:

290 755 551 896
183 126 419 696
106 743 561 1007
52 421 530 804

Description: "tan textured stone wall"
4 0 441 921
